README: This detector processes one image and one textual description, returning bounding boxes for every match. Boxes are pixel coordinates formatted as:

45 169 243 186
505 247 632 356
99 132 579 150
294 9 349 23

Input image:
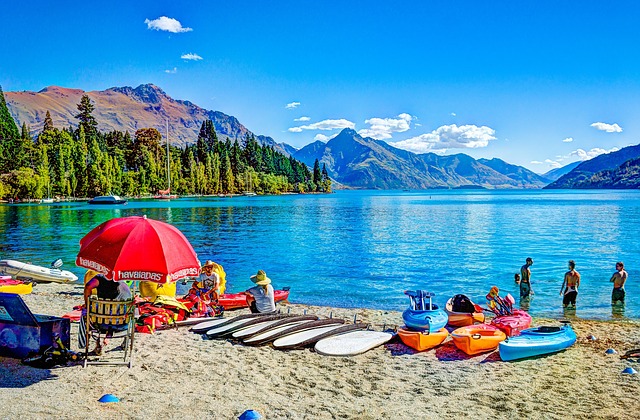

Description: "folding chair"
83 296 135 368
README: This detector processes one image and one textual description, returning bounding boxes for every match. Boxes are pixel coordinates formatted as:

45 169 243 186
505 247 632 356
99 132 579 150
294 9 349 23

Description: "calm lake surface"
1 190 638 320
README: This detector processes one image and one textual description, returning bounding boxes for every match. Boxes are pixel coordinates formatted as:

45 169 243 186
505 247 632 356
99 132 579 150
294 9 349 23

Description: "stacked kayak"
445 295 485 327
0 276 33 294
402 290 448 332
499 324 577 361
491 309 532 337
451 324 506 355
397 327 448 351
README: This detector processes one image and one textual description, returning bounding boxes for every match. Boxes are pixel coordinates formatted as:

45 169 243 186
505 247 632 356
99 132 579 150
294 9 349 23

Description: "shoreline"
1 282 638 419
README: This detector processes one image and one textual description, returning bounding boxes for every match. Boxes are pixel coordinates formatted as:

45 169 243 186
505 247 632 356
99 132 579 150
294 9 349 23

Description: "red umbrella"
76 215 200 283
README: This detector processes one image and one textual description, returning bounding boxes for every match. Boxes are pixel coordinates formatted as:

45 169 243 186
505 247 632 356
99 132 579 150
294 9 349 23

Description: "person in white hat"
245 270 276 313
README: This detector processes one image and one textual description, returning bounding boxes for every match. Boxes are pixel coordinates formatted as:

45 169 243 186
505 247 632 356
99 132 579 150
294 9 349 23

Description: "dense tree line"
0 88 331 199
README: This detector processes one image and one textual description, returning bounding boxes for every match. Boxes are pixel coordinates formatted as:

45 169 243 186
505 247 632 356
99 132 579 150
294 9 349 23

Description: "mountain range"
6 83 639 189
545 144 640 189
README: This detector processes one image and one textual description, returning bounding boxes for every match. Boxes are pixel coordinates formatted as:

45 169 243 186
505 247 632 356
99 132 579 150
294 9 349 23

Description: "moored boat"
451 324 506 355
499 324 577 361
0 259 78 284
88 195 127 205
490 309 532 337
402 290 448 332
0 276 33 294
445 294 485 327
398 327 448 351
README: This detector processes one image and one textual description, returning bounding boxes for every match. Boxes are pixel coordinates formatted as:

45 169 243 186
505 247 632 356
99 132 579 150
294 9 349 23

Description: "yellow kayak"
0 277 33 294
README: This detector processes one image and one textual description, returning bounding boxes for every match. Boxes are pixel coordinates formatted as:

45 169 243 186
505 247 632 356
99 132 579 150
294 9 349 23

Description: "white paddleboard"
206 318 268 336
315 331 393 356
273 324 347 348
233 319 295 339
243 320 317 345
189 318 229 332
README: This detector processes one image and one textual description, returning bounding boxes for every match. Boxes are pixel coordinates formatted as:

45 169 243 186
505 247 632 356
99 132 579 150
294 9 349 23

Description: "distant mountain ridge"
5 84 291 155
10 83 626 190
545 144 640 189
293 129 549 189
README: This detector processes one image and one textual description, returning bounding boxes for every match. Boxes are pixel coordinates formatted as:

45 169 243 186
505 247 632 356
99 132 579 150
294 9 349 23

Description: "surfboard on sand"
273 322 368 350
190 312 276 334
242 319 320 346
232 315 319 339
314 331 394 356
206 314 292 339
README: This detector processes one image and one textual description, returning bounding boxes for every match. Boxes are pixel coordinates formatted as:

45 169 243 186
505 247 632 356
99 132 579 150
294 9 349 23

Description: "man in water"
518 257 534 298
610 261 628 305
560 260 580 308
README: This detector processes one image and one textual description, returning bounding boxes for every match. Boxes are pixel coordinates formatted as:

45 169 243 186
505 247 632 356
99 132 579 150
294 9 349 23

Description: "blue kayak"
402 290 448 332
499 324 577 361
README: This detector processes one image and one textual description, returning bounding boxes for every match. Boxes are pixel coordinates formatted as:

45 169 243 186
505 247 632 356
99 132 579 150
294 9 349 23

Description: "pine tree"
313 159 321 191
321 163 331 192
75 94 98 137
43 110 54 132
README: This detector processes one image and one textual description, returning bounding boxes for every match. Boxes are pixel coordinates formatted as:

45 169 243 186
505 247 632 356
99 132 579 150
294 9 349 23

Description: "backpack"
452 294 476 313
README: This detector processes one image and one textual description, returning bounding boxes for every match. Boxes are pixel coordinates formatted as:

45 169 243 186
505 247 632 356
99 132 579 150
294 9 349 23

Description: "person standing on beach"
610 261 628 305
518 257 534 298
560 260 580 308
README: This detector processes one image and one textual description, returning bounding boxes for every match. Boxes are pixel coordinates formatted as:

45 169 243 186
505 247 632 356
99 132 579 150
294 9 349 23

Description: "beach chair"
83 296 135 368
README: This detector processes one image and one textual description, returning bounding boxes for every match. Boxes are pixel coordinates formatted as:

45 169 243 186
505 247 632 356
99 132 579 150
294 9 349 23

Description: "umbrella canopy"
76 215 200 283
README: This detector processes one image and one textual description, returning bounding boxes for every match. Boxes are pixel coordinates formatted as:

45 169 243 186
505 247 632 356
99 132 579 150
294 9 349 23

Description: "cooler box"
0 292 71 359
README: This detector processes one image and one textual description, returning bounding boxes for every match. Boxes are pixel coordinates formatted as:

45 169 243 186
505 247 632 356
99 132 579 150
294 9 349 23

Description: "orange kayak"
398 327 448 351
451 324 506 355
445 297 485 327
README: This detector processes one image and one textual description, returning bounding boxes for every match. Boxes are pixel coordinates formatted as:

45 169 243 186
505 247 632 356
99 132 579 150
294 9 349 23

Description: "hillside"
294 129 548 189
5 84 291 155
545 144 640 188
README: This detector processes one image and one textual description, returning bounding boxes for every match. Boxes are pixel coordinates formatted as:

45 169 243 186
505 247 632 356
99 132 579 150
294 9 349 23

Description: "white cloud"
390 124 497 154
181 53 203 61
288 118 355 133
544 159 562 169
285 102 300 109
165 67 178 74
145 16 192 33
570 147 620 160
451 112 457 117
294 116 310 122
314 133 338 142
530 161 544 165
358 113 413 140
562 137 574 143
590 122 623 133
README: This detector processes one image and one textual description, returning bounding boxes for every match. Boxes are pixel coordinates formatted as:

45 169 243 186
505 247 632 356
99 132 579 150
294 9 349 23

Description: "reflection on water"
611 303 625 319
0 190 639 319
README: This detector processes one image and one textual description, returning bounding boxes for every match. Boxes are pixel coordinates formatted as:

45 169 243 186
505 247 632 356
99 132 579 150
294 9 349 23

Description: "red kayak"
490 309 532 337
218 289 290 310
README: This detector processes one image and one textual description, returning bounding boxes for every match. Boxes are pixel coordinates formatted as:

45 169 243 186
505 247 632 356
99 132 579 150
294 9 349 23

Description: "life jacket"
139 281 177 299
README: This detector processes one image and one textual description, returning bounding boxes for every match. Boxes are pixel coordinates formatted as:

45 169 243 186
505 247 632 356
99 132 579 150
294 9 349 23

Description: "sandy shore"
1 282 639 419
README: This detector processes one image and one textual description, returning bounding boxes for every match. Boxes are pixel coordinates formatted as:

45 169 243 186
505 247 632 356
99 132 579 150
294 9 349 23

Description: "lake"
1 189 638 320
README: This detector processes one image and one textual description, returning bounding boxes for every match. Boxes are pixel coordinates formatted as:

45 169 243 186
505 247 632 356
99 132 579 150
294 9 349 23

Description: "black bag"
451 294 475 313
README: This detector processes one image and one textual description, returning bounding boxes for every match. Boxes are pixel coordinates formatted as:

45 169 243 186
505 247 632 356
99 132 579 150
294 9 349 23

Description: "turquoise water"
1 190 638 320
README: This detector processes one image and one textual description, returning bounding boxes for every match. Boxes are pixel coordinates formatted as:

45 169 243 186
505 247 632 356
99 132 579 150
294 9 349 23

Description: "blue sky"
1 1 639 173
